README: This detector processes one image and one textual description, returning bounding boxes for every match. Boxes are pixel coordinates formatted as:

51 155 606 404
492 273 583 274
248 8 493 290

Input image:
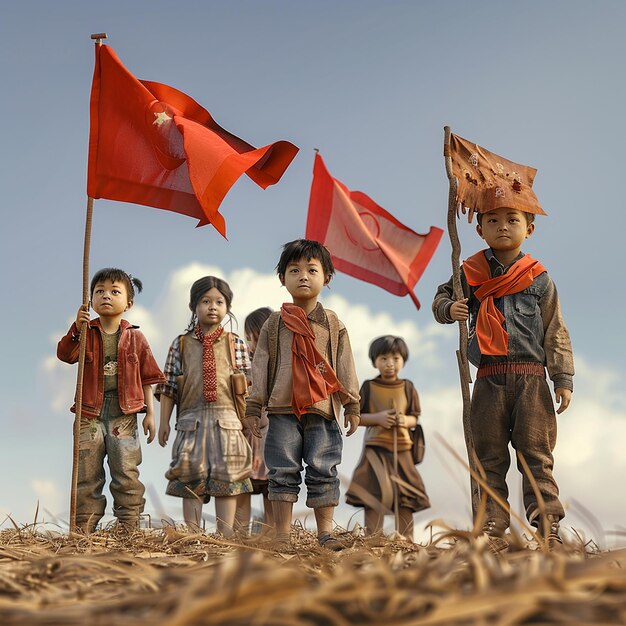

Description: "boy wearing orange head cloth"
433 202 574 549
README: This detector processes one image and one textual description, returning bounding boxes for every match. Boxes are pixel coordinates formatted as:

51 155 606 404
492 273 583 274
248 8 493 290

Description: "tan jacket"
245 303 360 423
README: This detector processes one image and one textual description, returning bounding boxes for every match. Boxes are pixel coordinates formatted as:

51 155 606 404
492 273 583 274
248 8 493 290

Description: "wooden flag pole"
69 195 94 532
443 126 480 518
69 33 106 533
391 400 400 534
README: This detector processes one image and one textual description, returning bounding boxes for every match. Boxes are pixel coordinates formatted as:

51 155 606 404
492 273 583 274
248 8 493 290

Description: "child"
57 268 165 533
346 336 430 541
432 206 574 549
157 276 253 537
244 239 360 551
234 307 274 534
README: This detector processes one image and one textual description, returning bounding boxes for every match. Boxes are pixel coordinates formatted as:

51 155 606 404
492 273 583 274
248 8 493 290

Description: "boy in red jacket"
58 268 164 533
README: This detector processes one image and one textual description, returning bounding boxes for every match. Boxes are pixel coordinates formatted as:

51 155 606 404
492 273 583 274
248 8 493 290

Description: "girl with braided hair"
156 276 253 536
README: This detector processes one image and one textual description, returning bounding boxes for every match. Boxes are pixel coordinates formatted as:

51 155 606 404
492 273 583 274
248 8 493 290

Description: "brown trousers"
470 373 565 527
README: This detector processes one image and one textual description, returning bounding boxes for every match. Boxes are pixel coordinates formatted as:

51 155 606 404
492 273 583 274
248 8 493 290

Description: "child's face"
281 257 329 304
476 208 534 253
195 287 228 331
374 352 404 381
91 279 131 318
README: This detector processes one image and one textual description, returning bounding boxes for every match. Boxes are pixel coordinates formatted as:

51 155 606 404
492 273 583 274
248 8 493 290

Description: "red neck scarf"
463 250 546 356
280 303 342 418
194 324 224 402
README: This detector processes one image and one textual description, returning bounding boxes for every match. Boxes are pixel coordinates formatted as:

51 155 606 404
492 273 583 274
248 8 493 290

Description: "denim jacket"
57 318 165 418
432 249 574 391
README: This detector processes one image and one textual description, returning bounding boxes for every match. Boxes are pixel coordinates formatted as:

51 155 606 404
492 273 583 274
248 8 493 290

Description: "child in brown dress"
346 335 430 541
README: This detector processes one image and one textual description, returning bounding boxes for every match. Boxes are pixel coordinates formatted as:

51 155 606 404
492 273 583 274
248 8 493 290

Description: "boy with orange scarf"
433 206 574 550
245 239 360 551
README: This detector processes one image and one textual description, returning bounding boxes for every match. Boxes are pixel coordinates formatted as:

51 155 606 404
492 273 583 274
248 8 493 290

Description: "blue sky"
1 1 624 542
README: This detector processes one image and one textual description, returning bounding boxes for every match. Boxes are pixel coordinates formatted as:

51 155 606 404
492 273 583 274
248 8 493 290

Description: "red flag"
306 154 442 309
87 45 298 237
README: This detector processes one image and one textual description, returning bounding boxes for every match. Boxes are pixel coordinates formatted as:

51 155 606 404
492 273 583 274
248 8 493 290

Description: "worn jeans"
76 393 145 529
470 373 565 528
264 413 342 508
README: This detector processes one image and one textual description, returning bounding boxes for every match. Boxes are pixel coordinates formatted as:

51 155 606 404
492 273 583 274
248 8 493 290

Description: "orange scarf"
463 251 546 356
280 303 342 418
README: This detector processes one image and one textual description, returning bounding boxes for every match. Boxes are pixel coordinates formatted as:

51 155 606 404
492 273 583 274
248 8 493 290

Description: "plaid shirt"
155 331 251 402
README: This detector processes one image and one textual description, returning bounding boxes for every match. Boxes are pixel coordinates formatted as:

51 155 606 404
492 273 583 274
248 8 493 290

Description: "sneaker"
481 519 509 553
114 519 140 535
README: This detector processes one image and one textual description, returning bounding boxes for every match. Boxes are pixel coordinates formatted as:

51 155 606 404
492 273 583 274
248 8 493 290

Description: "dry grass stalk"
0 522 624 626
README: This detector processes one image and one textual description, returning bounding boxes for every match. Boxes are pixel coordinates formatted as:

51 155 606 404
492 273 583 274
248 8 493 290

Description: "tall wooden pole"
69 196 94 532
69 32 107 533
391 400 400 534
443 126 480 518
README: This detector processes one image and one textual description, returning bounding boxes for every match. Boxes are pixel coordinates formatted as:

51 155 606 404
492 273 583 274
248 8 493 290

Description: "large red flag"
306 154 443 309
87 45 299 237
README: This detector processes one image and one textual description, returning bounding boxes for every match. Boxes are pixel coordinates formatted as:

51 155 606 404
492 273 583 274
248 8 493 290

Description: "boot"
539 514 563 550
481 519 509 553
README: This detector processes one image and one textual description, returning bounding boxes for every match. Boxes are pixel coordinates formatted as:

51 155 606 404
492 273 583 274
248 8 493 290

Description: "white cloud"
125 304 162 348
30 479 64 521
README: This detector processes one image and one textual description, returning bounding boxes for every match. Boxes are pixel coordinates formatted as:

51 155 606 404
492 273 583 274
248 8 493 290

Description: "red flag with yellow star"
87 45 298 237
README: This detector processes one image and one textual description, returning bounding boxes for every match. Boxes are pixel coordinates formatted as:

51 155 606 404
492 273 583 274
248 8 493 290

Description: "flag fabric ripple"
305 154 442 309
87 44 298 237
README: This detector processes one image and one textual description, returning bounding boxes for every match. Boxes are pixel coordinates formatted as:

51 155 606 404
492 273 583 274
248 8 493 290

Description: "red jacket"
57 318 165 418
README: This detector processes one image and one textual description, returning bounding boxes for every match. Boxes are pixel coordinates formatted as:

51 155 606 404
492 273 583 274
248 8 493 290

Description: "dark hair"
187 276 234 332
90 268 142 302
275 239 335 279
368 335 409 365
476 211 535 226
244 307 273 342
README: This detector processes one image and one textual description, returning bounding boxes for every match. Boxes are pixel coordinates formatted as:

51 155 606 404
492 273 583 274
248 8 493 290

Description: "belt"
477 362 545 378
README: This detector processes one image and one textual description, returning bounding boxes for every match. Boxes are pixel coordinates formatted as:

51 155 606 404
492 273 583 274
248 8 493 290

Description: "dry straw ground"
1 521 625 626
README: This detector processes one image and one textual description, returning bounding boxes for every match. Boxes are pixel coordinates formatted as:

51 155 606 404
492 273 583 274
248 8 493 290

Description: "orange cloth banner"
450 133 545 218
87 45 298 237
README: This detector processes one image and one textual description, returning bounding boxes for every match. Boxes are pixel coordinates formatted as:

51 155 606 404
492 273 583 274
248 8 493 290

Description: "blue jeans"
76 393 145 530
264 413 342 508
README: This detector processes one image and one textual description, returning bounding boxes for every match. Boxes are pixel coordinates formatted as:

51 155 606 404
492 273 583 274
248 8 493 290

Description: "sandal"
318 532 344 552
